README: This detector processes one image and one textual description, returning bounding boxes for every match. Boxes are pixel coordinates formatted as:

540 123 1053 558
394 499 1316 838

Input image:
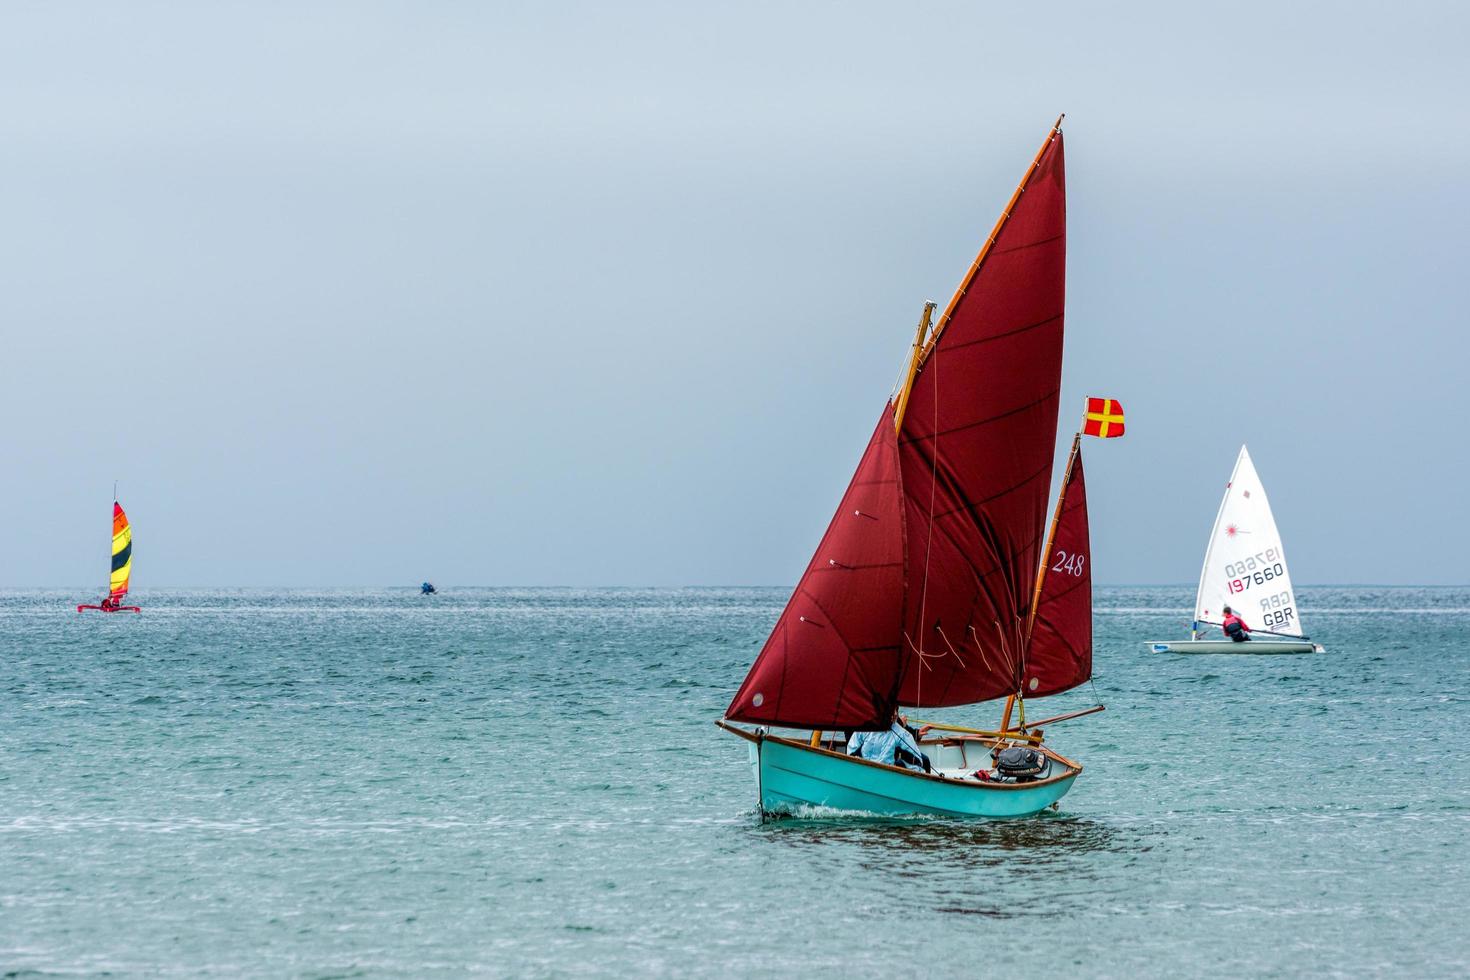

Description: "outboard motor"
994 745 1049 782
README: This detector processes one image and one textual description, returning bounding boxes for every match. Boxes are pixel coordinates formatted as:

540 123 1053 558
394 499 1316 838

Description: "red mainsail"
726 121 1084 729
1025 444 1092 697
724 408 906 729
896 129 1068 707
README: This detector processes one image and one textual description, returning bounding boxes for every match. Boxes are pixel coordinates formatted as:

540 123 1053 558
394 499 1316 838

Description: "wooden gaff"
892 115 1064 432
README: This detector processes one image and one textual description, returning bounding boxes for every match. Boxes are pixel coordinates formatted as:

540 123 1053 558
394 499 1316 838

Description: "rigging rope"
913 336 941 708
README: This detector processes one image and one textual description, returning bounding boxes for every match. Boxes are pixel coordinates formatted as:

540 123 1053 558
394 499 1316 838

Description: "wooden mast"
892 116 1063 431
892 301 936 434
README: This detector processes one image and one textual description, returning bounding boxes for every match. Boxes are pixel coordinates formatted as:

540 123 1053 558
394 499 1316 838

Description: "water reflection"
760 812 1126 858
750 813 1145 916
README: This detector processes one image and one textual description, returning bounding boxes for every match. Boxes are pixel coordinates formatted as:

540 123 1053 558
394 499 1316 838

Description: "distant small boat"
1146 446 1322 654
420 582 437 595
77 499 141 614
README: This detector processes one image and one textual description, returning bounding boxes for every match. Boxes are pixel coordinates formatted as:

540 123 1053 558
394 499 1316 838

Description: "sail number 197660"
1227 563 1284 594
1224 548 1285 595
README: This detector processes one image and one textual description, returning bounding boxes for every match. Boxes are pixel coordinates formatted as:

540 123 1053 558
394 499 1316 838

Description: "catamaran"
77 498 141 614
1146 445 1322 654
717 117 1121 818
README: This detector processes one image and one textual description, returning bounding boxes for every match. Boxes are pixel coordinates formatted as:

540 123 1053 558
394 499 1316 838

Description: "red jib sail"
725 408 906 729
896 129 1067 707
1025 444 1091 697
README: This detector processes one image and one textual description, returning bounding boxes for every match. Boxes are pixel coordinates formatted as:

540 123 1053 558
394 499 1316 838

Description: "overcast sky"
2 1 1465 587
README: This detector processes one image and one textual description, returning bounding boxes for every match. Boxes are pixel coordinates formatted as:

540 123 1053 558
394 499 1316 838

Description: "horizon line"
6 583 1470 591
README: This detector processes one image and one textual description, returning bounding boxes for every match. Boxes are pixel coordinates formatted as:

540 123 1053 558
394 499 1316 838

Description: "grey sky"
2 2 1465 587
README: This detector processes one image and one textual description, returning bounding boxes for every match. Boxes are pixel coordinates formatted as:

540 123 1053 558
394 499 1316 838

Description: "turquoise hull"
721 725 1080 819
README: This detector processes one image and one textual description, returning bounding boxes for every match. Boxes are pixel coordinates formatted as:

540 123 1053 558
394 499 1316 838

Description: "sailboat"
76 499 141 614
1146 445 1323 654
717 117 1118 819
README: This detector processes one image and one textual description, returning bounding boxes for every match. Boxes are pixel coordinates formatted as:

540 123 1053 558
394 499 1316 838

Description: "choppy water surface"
1 587 1466 977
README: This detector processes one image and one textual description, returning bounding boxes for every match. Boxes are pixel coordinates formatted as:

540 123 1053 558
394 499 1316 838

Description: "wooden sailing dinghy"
718 117 1114 818
1146 446 1323 654
77 498 141 614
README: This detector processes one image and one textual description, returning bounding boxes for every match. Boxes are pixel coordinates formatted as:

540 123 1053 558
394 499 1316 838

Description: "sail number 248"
1051 551 1085 577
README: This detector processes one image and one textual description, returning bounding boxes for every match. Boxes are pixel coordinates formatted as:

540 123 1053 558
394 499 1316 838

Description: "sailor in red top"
1221 605 1251 642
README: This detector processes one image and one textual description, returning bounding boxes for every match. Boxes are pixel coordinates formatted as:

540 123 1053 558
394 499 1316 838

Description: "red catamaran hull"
76 604 141 614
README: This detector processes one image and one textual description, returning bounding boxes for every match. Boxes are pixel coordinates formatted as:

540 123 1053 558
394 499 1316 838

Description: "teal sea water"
2 587 1466 977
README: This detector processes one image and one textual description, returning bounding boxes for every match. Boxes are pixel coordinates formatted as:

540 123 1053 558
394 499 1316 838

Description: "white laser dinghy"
1147 445 1324 655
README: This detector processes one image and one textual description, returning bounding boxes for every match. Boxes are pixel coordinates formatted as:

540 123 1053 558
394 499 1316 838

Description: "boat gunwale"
715 719 1083 791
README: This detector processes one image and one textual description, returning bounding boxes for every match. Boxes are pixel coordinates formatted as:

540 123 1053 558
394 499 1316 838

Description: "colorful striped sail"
109 502 132 600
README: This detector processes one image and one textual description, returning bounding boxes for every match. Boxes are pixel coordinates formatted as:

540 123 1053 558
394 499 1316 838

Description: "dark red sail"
725 408 906 729
896 129 1067 707
1025 444 1091 697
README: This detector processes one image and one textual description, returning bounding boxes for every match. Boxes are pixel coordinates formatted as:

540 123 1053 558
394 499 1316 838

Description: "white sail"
1194 446 1305 638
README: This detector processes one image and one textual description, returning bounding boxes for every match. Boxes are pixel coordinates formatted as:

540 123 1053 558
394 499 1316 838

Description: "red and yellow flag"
1083 397 1125 438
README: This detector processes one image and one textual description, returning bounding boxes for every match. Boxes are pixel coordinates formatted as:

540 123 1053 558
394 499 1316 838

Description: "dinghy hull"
1146 639 1322 654
719 723 1080 818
